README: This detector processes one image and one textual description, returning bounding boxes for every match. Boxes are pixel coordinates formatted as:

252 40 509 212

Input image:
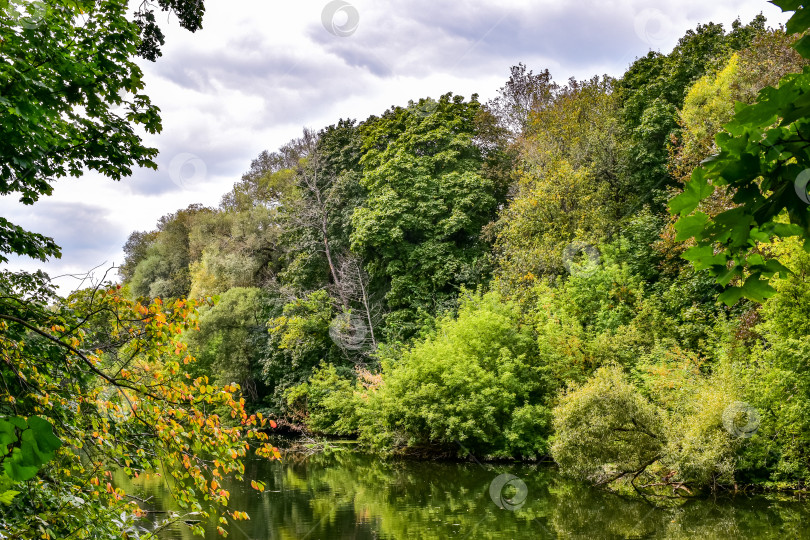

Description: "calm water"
122 446 810 539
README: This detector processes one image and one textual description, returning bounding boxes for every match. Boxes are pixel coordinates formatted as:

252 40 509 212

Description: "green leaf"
715 265 742 287
762 222 803 238
0 490 20 505
780 104 810 125
770 0 803 12
682 245 728 271
674 212 709 241
763 258 792 276
713 209 755 248
718 152 761 183
26 416 61 454
4 448 39 481
749 228 771 243
733 102 779 127
740 274 777 303
793 35 810 59
0 419 18 451
669 169 715 215
787 6 810 34
0 416 61 482
718 286 745 306
747 254 765 266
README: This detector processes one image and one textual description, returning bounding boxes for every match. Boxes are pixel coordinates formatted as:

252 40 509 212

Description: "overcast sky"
0 0 791 291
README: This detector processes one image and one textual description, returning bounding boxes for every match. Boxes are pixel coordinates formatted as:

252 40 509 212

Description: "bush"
359 291 551 458
285 364 360 436
553 356 765 491
647 362 740 487
731 336 810 486
551 365 665 485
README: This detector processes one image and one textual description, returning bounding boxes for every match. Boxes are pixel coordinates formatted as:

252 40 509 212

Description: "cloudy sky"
0 0 790 291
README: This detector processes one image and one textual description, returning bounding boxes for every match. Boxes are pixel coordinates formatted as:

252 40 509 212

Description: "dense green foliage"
358 291 550 458
108 7 810 497
671 1 810 305
351 95 501 336
9 2 810 531
618 16 766 207
0 0 203 263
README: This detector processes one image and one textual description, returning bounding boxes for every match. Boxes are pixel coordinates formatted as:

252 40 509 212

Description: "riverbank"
269 433 810 498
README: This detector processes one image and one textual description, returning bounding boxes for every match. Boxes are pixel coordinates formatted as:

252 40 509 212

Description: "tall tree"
351 94 499 338
618 16 766 206
490 77 621 291
128 204 213 300
486 63 558 137
276 122 366 295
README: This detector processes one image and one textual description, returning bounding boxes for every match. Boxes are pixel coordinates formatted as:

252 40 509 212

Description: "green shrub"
652 367 740 487
359 290 551 458
551 365 665 484
731 337 810 486
554 356 769 491
285 364 360 436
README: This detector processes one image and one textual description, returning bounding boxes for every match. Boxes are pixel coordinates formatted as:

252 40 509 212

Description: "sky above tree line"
0 0 790 289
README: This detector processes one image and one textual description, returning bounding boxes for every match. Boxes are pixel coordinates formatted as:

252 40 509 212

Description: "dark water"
121 446 810 539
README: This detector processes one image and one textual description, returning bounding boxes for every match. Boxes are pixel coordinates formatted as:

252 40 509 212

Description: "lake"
124 445 810 539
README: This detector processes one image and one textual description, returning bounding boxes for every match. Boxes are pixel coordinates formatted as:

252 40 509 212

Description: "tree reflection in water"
119 448 810 539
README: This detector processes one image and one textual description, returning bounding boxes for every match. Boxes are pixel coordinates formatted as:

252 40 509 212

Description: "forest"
119 12 810 488
5 0 810 537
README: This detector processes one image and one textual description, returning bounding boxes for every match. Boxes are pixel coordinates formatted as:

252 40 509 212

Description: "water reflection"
120 448 810 539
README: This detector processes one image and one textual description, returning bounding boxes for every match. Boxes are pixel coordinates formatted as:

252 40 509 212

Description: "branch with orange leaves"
0 313 176 405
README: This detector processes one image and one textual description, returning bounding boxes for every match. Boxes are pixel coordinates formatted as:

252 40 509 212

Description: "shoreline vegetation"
260 433 810 518
6 0 810 537
272 431 810 499
119 15 810 499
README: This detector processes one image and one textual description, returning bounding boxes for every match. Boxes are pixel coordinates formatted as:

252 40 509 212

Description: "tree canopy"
0 0 203 262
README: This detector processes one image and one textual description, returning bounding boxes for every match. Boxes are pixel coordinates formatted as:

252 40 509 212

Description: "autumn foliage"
0 274 279 537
